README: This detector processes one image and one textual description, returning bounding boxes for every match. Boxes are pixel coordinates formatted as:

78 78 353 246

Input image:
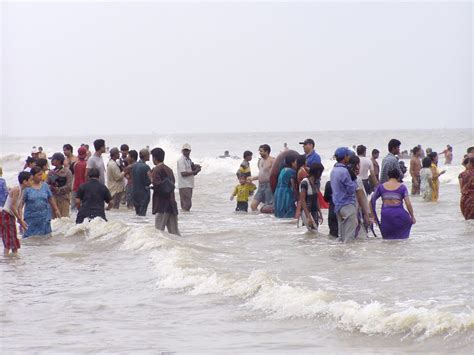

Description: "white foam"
49 201 474 339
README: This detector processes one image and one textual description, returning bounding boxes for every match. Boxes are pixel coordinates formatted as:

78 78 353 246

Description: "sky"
1 1 472 137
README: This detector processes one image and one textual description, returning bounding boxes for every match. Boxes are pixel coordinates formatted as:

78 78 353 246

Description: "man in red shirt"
73 147 88 202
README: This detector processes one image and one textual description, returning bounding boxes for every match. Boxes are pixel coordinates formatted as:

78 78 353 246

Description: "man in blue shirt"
330 147 358 242
299 138 321 165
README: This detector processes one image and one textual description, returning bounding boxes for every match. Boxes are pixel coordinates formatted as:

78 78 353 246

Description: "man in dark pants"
132 149 151 216
151 147 180 235
323 181 338 237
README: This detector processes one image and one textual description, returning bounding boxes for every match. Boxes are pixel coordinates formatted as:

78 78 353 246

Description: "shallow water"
1 130 473 353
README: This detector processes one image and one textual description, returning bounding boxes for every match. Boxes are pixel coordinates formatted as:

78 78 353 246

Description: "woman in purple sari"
370 169 416 239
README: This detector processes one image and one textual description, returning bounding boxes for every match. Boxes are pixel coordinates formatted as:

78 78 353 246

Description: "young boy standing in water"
230 174 256 212
1 172 32 255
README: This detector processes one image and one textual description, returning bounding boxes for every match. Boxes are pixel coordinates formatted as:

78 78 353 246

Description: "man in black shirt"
75 168 112 224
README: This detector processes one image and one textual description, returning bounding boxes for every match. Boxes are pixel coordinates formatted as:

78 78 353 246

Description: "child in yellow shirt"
230 174 256 212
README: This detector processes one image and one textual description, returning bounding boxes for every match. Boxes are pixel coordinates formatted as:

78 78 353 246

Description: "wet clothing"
299 177 320 228
330 163 357 214
132 160 151 216
380 153 403 184
274 167 296 218
86 154 106 185
324 181 338 237
0 178 8 207
330 163 358 242
254 182 273 205
179 187 193 211
430 163 441 202
371 183 412 239
23 183 53 237
124 163 135 208
151 163 178 215
420 168 433 201
336 204 358 242
459 167 474 220
235 201 249 212
76 179 112 224
1 210 20 251
151 163 179 235
232 183 256 203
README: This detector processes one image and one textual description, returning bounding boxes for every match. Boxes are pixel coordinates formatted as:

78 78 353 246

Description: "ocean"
0 129 473 353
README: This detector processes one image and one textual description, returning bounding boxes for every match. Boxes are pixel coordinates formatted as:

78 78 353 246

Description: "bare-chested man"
440 145 453 165
251 144 274 211
409 146 422 195
63 144 78 172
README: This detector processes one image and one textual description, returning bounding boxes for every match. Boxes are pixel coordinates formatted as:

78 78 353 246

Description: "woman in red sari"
459 156 474 220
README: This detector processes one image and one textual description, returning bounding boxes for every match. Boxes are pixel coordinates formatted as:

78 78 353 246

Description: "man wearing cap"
132 148 151 216
330 147 358 242
73 147 88 203
300 139 321 166
47 152 73 218
177 143 201 212
106 147 125 209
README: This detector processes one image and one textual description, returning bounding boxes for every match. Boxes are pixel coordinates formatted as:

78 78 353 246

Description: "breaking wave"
51 218 474 339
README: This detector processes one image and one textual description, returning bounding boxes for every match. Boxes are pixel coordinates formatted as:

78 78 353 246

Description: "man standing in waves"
177 143 201 212
330 147 358 243
132 149 151 216
251 144 275 212
151 148 180 236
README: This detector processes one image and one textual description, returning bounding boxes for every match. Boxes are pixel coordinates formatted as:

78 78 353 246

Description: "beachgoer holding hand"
1 172 32 255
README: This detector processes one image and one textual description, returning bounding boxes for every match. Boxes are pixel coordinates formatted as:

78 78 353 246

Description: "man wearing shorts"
251 144 274 211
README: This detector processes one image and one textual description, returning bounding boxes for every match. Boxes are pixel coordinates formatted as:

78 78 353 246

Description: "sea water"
0 129 473 353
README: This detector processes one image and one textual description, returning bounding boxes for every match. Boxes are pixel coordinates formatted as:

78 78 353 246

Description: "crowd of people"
0 138 473 255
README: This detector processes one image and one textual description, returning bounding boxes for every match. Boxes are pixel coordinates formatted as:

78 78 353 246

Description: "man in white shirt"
356 145 377 195
176 143 201 211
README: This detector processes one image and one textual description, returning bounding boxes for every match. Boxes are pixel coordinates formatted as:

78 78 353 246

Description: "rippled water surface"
1 130 473 353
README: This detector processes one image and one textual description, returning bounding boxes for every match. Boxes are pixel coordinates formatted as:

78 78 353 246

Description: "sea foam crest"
52 217 474 338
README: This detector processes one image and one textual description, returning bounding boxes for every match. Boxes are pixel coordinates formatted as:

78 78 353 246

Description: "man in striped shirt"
380 139 404 184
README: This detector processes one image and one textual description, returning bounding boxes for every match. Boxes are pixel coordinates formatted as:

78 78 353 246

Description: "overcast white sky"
1 1 472 137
